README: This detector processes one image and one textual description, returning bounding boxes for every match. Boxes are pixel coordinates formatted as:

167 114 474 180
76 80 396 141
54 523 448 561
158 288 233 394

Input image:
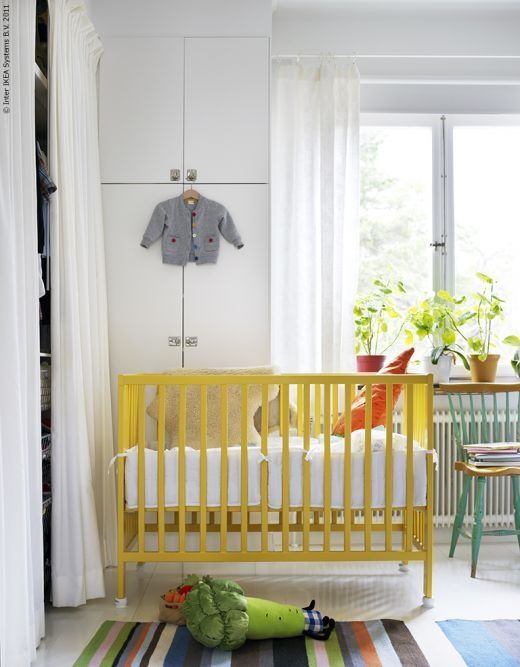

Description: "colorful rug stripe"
438 619 520 667
75 620 428 666
365 620 401 667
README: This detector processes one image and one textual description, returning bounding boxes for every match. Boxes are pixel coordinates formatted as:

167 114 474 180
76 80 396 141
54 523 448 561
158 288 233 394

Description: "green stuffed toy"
181 575 335 651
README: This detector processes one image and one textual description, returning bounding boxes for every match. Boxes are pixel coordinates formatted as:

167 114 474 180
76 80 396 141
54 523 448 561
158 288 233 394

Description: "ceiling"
274 0 520 8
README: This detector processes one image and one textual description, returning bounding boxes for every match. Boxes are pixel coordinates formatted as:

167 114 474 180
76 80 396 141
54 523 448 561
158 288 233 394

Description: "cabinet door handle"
186 169 197 182
185 336 198 347
170 169 181 182
168 336 181 347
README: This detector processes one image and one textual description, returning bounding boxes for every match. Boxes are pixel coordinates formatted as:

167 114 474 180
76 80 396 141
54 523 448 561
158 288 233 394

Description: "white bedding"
124 431 430 511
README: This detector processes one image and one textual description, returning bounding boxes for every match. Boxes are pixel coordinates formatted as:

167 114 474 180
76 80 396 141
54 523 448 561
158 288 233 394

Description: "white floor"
34 533 520 666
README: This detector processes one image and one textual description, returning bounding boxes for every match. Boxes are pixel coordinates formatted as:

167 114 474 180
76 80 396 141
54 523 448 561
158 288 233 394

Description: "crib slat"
385 384 393 552
297 384 304 437
344 383 352 553
261 384 269 553
314 384 321 438
129 385 138 444
281 383 290 552
220 385 228 553
332 384 339 426
406 385 414 553
138 385 146 553
323 384 331 552
303 384 311 552
117 382 129 599
364 384 372 552
178 385 187 553
200 385 208 553
157 385 166 553
241 385 248 553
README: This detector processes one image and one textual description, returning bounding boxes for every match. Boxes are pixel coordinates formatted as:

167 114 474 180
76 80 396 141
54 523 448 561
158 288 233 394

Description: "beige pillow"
253 395 298 434
147 366 279 448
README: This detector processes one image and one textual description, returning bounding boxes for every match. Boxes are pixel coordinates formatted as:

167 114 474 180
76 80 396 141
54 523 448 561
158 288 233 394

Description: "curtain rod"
273 54 520 60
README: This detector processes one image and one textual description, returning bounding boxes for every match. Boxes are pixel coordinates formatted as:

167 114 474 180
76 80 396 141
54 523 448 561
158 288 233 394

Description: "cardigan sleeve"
141 203 167 248
218 207 244 249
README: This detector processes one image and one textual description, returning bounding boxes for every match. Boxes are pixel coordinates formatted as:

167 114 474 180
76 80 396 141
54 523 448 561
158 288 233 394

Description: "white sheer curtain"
271 60 360 372
48 0 116 606
0 0 45 662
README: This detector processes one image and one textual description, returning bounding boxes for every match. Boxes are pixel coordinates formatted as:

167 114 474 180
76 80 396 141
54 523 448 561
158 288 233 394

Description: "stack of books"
464 443 520 467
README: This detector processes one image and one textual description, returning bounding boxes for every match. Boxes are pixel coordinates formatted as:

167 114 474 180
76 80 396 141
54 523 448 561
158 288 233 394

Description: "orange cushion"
332 348 415 435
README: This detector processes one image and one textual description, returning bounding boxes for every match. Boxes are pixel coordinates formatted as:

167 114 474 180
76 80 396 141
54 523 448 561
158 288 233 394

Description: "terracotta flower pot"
469 354 500 383
356 355 386 372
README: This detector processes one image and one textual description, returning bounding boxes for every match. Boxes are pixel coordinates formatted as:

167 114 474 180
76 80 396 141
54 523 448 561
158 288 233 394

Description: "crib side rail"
117 373 434 561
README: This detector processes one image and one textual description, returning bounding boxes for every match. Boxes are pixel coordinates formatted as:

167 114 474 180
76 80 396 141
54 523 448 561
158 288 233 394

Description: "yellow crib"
115 373 435 607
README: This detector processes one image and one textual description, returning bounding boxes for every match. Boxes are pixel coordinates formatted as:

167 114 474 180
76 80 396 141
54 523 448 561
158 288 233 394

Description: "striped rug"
438 619 520 667
74 619 428 666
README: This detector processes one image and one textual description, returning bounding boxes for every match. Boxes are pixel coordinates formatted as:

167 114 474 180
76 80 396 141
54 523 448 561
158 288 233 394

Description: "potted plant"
445 273 504 383
408 292 469 383
353 277 407 372
503 335 520 378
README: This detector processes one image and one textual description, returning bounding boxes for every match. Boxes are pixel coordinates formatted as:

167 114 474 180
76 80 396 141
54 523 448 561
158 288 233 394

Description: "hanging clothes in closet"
36 141 56 296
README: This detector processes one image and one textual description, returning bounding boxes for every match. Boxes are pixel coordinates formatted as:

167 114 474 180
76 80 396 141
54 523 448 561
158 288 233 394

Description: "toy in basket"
171 575 335 651
159 581 196 625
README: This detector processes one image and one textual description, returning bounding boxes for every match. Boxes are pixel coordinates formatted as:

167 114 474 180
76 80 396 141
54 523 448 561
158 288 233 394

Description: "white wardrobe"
100 37 270 385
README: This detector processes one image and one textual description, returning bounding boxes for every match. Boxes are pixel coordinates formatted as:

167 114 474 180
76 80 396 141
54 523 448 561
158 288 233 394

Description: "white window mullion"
431 115 445 293
442 115 456 293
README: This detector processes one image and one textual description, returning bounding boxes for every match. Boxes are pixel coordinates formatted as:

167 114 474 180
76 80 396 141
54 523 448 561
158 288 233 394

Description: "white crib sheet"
124 432 429 510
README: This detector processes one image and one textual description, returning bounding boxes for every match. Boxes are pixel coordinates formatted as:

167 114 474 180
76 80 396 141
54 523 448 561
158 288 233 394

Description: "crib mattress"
124 433 429 511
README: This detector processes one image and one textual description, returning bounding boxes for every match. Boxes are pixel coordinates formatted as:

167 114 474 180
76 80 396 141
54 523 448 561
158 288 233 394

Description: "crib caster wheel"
115 597 128 608
398 562 409 573
422 596 435 609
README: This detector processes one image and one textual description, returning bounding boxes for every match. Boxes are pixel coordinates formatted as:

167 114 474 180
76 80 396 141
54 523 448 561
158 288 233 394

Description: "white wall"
89 0 271 37
273 5 520 57
273 4 520 112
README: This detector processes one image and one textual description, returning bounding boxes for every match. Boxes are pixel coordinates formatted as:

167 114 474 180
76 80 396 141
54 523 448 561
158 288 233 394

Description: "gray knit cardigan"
140 195 244 266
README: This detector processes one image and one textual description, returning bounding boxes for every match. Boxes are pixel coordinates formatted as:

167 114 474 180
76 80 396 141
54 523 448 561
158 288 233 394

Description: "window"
450 120 520 342
359 119 435 305
359 113 520 361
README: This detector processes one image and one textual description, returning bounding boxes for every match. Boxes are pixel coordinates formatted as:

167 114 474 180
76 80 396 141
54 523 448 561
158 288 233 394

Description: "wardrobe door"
183 185 269 368
99 38 184 184
102 184 183 390
184 38 269 185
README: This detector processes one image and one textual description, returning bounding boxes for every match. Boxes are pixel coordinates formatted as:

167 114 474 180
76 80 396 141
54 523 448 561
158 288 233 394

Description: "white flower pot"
423 354 453 384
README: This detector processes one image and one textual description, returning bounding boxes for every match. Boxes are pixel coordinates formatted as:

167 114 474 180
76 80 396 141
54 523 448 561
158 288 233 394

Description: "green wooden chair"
439 382 520 578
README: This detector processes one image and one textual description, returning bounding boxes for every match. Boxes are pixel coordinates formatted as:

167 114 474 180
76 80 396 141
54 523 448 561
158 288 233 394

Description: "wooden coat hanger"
183 188 201 205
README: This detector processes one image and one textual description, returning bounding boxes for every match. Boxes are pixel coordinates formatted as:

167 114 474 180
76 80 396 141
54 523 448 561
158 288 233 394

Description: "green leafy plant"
503 334 520 377
443 273 505 362
408 292 469 369
353 277 408 355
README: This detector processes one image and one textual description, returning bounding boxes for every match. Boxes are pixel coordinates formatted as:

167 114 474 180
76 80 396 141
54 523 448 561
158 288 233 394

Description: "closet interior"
35 0 52 601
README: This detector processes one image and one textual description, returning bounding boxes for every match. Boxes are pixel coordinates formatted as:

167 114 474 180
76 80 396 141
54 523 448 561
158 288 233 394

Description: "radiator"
431 410 516 528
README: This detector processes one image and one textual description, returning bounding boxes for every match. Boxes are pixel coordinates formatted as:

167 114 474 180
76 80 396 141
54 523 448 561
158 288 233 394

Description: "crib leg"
422 550 434 608
115 559 127 608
